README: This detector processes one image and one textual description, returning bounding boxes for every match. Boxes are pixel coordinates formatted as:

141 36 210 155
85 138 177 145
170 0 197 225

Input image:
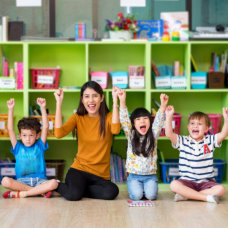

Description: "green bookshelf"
0 41 227 186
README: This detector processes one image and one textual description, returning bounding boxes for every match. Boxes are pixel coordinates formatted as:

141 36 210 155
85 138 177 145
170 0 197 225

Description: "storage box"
90 71 108 89
208 72 225 88
154 76 171 89
0 161 16 181
30 114 55 137
0 114 9 137
31 68 61 89
128 66 145 89
191 72 207 89
0 159 65 181
207 113 222 134
0 77 16 89
171 76 186 89
46 160 65 181
160 159 225 183
152 113 182 136
110 71 128 89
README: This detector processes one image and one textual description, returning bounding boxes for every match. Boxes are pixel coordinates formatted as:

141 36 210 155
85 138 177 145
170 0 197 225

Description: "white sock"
174 193 188 202
206 195 219 204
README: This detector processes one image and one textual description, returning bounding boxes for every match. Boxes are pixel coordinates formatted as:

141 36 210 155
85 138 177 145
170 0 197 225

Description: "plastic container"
160 159 225 184
0 114 9 137
155 76 171 89
171 76 186 89
110 71 128 89
30 114 56 137
128 65 145 89
207 113 222 134
191 72 207 89
90 71 109 89
152 113 182 136
0 160 16 181
31 68 61 89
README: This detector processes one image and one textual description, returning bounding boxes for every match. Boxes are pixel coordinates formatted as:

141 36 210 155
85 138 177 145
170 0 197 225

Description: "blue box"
171 76 187 89
160 159 225 183
110 71 128 89
191 72 207 89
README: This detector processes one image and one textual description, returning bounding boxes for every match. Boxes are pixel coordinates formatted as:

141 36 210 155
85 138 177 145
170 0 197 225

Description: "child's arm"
7 99 17 149
158 93 169 113
165 105 178 145
36 98 49 144
217 107 228 144
54 88 64 128
112 85 120 124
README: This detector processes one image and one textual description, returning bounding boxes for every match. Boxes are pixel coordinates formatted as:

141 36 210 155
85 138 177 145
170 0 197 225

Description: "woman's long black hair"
130 108 155 157
77 81 109 137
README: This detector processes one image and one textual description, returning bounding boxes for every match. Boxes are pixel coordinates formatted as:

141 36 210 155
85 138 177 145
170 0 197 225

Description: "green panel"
191 42 228 72
28 43 87 88
89 43 146 73
1 44 23 69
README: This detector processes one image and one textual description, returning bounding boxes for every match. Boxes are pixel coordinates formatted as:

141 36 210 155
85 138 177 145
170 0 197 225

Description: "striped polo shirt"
173 134 221 183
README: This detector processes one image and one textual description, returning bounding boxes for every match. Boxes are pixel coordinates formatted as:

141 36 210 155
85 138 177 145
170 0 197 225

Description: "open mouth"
192 129 199 134
88 104 96 111
140 125 147 133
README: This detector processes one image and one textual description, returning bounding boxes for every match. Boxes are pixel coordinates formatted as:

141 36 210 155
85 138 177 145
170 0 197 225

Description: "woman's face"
82 87 104 117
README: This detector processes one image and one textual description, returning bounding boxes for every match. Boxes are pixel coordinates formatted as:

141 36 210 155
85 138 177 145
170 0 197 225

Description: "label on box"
214 167 218 176
155 77 171 88
1 168 16 176
0 78 16 88
37 75 54 85
91 76 107 85
112 76 128 85
191 77 206 85
46 168 56 176
129 76 144 88
49 121 54 130
168 167 179 176
0 121 5 129
171 77 186 88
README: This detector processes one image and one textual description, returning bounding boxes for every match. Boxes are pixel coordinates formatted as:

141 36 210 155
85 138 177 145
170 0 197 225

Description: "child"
1 98 58 198
165 106 227 203
118 89 168 200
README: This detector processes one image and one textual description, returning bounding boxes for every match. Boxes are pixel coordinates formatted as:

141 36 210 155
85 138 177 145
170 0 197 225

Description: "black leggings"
56 168 119 201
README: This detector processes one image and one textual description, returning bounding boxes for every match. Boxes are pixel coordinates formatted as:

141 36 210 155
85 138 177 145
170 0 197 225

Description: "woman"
54 81 120 201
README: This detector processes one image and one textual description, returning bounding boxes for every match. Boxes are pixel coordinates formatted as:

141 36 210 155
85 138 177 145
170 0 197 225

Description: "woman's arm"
54 88 64 129
112 85 120 124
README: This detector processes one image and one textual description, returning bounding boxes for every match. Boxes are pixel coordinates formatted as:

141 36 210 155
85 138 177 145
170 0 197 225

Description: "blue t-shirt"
11 138 49 179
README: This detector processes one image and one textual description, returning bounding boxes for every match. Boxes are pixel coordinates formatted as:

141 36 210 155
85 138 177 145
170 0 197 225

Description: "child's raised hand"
160 93 169 113
7 99 15 110
117 89 126 103
112 85 120 101
54 88 64 103
165 105 174 118
36 98 46 108
222 107 228 120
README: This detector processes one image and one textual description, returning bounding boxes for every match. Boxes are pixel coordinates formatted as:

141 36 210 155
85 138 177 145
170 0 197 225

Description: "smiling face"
187 117 209 142
134 116 151 136
19 129 39 147
82 87 104 117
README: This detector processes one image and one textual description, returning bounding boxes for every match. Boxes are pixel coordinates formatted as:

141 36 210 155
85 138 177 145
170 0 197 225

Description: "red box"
207 114 222 134
31 68 61 89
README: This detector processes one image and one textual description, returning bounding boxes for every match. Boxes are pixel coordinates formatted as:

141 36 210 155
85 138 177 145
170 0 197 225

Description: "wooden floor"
1 189 228 228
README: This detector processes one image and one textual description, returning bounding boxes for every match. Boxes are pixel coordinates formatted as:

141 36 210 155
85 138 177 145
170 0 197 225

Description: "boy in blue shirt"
165 105 227 203
2 98 58 198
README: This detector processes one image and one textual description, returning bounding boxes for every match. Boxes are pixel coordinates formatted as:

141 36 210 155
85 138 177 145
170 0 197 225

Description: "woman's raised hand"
54 88 64 104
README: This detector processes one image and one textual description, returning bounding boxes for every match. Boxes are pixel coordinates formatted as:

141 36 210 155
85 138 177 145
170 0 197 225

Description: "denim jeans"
17 177 47 187
127 173 158 200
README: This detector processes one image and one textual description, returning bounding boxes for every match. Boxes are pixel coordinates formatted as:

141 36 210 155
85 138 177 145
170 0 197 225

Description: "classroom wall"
0 0 228 38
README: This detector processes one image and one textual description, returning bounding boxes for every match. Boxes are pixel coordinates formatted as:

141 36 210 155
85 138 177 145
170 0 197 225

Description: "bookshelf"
0 41 228 186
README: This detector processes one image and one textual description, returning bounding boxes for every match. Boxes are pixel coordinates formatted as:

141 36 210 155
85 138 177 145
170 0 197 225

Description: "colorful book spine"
4 61 8 76
16 62 23 89
75 23 86 40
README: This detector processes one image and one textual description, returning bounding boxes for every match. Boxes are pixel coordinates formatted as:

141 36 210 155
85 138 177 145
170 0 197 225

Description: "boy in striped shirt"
165 106 228 203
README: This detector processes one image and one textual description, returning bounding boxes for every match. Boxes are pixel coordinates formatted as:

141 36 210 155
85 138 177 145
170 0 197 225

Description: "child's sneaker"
2 191 21 199
206 195 219 204
174 193 188 202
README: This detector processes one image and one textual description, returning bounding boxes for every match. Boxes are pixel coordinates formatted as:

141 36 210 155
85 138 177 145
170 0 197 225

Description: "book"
127 200 155 207
160 11 189 41
137 20 163 41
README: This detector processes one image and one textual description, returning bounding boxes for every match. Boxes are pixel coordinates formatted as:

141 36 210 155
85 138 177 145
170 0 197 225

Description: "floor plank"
1 189 228 228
